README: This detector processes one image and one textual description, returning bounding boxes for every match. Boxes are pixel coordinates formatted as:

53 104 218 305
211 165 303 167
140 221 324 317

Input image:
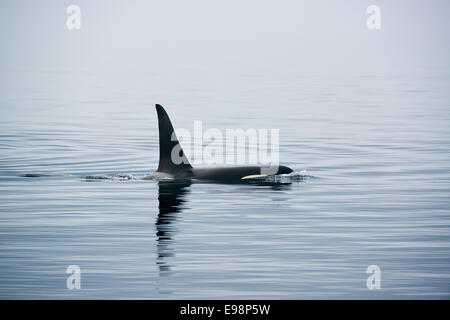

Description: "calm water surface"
0 70 449 298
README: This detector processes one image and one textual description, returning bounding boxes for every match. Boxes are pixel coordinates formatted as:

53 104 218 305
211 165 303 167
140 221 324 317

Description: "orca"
145 104 293 182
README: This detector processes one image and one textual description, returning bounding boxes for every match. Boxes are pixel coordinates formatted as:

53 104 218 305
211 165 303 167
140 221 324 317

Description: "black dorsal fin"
155 104 193 174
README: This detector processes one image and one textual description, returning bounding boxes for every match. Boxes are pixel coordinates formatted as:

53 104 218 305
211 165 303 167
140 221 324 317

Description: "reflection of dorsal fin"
156 104 193 174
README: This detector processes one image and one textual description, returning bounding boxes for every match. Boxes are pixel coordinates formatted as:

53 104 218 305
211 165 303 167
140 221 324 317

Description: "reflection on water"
156 181 191 276
0 71 449 298
155 179 291 278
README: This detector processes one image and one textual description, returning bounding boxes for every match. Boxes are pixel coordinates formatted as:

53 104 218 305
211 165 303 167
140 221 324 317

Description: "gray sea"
0 69 449 299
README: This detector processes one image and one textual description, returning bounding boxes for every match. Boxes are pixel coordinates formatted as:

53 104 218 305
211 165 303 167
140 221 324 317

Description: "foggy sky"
0 0 449 75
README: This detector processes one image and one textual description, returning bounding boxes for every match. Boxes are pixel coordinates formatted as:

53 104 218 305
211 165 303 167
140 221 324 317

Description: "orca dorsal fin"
155 104 193 174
